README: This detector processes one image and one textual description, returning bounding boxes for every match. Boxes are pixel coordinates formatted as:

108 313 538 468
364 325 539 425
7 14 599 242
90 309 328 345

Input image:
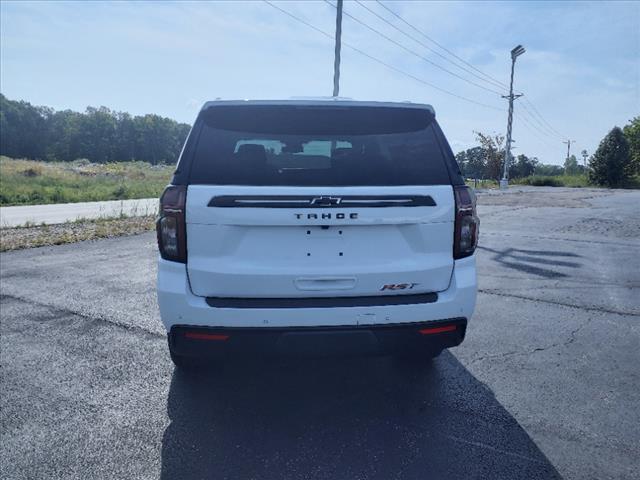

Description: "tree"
622 117 640 175
564 154 579 175
78 106 118 163
0 94 49 159
534 163 564 176
114 112 136 161
0 94 191 164
455 146 486 178
474 131 505 180
46 109 84 161
509 154 538 178
588 127 631 187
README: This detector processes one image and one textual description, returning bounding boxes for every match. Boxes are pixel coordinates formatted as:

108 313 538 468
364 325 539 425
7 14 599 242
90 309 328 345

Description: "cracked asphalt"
1 187 639 480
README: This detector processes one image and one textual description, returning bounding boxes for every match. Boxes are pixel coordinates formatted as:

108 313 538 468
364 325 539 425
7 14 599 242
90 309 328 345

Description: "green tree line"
0 94 191 164
455 134 553 180
456 117 639 187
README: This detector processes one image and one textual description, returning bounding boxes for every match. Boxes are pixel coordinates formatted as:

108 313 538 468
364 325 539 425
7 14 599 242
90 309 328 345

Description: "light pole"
332 0 343 97
501 45 525 190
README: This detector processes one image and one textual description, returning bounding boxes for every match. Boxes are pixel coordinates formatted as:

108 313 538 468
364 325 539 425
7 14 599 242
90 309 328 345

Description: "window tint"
188 106 451 186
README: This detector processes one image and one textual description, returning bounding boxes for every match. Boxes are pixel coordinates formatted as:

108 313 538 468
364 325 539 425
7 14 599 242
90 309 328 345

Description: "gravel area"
475 186 616 208
0 215 155 252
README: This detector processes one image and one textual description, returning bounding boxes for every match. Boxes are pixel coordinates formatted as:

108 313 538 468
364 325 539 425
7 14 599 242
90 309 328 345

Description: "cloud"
1 0 638 164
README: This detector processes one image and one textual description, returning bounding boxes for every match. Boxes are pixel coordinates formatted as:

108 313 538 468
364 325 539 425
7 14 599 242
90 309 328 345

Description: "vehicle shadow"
478 246 581 279
160 351 561 479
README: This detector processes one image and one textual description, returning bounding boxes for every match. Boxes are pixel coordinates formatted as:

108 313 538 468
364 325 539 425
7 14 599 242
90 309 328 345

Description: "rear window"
188 105 451 186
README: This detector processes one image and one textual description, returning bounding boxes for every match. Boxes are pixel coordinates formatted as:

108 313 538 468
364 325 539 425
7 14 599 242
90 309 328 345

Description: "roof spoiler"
200 99 435 116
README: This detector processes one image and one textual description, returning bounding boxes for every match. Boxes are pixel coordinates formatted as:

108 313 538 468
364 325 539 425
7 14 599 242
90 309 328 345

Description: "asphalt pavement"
1 187 639 479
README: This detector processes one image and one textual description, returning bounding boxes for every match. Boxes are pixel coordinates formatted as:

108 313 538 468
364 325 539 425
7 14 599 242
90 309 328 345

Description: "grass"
512 174 640 189
512 174 590 187
0 214 155 252
0 157 173 206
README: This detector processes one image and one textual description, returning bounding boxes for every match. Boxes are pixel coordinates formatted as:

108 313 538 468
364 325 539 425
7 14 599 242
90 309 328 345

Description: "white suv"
156 99 478 368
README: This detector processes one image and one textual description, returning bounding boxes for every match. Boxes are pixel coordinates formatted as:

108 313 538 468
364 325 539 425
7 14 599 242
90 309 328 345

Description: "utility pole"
563 140 575 161
501 45 525 190
332 0 343 97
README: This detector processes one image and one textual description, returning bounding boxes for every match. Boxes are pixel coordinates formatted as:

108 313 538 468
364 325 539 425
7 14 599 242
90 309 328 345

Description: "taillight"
419 324 457 335
453 185 479 259
156 185 187 263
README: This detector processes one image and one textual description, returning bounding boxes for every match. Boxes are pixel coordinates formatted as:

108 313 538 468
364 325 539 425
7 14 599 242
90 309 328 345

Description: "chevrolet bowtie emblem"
310 196 342 206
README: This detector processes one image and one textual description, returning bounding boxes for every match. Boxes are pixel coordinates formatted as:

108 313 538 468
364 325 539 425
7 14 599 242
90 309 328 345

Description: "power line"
514 112 559 151
517 106 561 142
374 0 509 90
372 0 571 146
521 96 567 139
263 1 505 111
519 102 564 139
265 0 569 165
516 100 567 143
324 0 505 97
353 0 507 93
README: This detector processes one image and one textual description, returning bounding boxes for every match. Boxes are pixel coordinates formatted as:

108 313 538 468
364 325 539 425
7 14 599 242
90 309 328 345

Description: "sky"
1 0 638 165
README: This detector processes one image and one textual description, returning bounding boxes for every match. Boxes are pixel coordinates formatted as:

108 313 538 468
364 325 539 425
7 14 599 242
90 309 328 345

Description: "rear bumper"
169 318 467 358
157 255 476 330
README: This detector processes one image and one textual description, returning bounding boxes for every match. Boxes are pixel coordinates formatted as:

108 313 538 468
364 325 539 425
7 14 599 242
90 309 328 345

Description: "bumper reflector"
419 325 457 335
185 332 229 341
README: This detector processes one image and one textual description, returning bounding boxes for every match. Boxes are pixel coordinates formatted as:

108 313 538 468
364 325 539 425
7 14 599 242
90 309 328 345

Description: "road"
0 198 158 227
1 187 639 479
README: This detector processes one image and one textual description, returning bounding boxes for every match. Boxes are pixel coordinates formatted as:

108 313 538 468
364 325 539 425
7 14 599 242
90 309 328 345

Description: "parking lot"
1 187 639 479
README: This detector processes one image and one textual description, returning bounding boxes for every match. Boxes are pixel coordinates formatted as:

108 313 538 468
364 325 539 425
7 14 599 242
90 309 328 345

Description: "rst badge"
380 283 419 291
